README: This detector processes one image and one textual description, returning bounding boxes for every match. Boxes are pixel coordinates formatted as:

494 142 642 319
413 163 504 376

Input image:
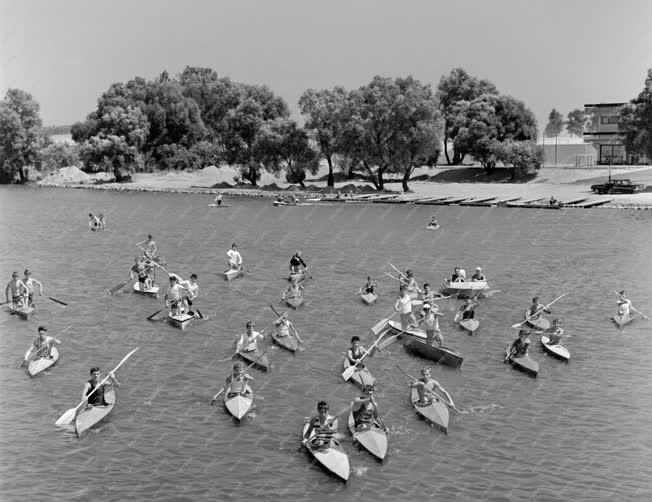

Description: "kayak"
540 335 570 362
347 410 388 461
237 349 270 372
223 383 253 420
168 312 195 330
272 331 299 352
132 282 159 298
304 197 322 202
359 288 378 305
223 268 243 281
505 343 539 378
8 305 35 320
410 387 449 433
208 203 230 207
342 357 376 388
524 316 550 331
404 338 464 368
441 280 488 298
454 310 479 334
285 295 304 309
612 312 635 328
75 388 116 436
302 422 349 482
425 225 440 230
273 200 299 206
27 346 60 377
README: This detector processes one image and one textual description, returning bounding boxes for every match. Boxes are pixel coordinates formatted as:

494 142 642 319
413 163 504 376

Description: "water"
1 186 651 501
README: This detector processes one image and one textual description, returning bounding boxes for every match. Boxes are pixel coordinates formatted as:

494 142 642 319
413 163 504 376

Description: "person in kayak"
281 277 304 302
214 193 223 207
346 336 372 370
164 275 189 317
304 401 337 449
617 290 632 317
427 216 439 228
88 213 101 231
363 276 377 294
169 273 199 315
137 234 158 260
82 366 119 408
460 298 477 320
235 321 264 354
471 267 486 282
289 250 308 275
419 304 444 347
351 385 382 429
526 297 551 321
22 269 43 308
131 257 154 290
97 213 106 230
274 313 296 340
5 272 28 309
226 243 243 272
225 362 253 397
24 326 61 364
410 367 450 406
394 286 415 330
544 318 564 345
509 330 531 358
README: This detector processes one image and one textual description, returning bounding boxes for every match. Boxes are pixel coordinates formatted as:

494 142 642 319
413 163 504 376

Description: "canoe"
27 346 59 377
208 203 230 207
505 344 539 378
612 312 635 328
410 387 449 433
347 410 388 461
441 280 489 298
454 310 479 334
168 312 195 330
132 282 159 298
8 305 35 320
272 331 299 352
359 288 378 305
302 422 349 482
404 338 464 368
223 382 253 420
285 295 304 309
342 357 376 388
223 268 243 281
425 225 440 230
273 200 299 206
540 335 570 362
75 388 116 436
237 349 270 372
304 197 322 202
524 316 550 331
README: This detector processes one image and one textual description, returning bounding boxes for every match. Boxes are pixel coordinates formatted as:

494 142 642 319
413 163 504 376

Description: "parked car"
590 179 644 194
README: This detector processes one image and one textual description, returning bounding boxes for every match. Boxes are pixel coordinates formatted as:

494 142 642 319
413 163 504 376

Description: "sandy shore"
36 165 652 209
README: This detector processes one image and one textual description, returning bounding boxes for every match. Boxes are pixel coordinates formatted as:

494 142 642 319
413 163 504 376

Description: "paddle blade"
341 365 356 381
109 281 128 294
377 334 399 352
55 407 77 426
47 296 68 306
371 318 390 336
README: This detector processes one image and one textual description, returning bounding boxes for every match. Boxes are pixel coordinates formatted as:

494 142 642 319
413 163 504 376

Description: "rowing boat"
133 282 159 298
27 346 59 377
168 312 195 330
285 295 304 309
223 382 253 420
505 343 539 378
612 312 635 328
302 422 350 482
8 305 35 320
540 335 570 361
524 316 550 330
359 287 377 305
454 310 479 334
410 387 449 433
75 388 116 436
404 338 464 368
272 331 299 352
441 280 488 298
347 411 388 461
237 349 270 372
342 357 376 388
223 268 243 281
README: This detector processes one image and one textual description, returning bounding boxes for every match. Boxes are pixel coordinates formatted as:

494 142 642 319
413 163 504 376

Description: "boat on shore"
441 280 489 298
540 335 570 361
223 267 243 281
347 411 388 461
133 282 159 298
27 347 60 377
342 357 376 388
237 349 270 372
359 287 377 305
612 312 635 328
168 312 196 330
410 387 449 433
301 422 350 482
505 343 539 378
223 383 253 421
8 305 35 320
75 388 116 436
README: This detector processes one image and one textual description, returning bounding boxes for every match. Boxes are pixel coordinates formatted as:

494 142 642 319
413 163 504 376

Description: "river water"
1 186 651 501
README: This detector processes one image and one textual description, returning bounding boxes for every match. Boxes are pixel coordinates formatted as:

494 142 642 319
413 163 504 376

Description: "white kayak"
540 335 570 361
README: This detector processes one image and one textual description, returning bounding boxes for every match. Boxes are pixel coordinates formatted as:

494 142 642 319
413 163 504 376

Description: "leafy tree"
436 68 498 165
619 68 652 162
0 89 47 183
78 135 139 181
545 108 564 138
38 142 80 171
566 109 587 137
492 140 543 180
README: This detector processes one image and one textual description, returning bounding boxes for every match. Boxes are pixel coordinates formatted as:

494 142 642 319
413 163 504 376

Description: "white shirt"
394 295 412 314
237 330 263 352
227 249 242 265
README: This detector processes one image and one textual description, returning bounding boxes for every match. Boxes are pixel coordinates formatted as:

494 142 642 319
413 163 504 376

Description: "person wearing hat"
224 361 254 398
544 318 564 345
235 321 264 354
471 267 486 282
351 384 382 430
5 272 28 309
24 326 61 364
526 296 551 322
419 303 445 347
22 269 43 308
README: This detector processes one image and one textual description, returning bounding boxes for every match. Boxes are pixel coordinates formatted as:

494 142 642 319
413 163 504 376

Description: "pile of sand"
38 166 92 185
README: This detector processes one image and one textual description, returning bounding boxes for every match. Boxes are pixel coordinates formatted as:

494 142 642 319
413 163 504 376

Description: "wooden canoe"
347 410 388 461
342 357 376 388
540 335 570 361
237 349 270 372
404 338 464 368
524 316 550 331
441 280 488 298
272 331 299 352
75 388 116 436
505 344 539 378
27 346 59 376
454 310 479 334
8 305 35 320
302 422 349 482
285 295 304 310
359 288 377 305
168 312 195 330
612 312 635 328
223 268 243 281
410 387 449 433
223 382 253 420
132 282 159 298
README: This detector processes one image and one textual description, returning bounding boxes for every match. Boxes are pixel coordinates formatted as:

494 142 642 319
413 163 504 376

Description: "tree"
39 142 80 171
0 89 46 183
545 108 564 166
436 68 498 165
619 68 652 162
566 109 587 137
298 87 348 187
78 134 140 181
492 140 543 180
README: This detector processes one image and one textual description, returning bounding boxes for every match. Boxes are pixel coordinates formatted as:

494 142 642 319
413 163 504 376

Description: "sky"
1 0 651 131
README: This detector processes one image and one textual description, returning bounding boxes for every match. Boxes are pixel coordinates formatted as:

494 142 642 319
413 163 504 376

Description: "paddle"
22 325 72 366
342 331 387 382
511 293 569 329
300 404 351 448
269 304 304 343
108 277 130 295
39 294 68 306
241 265 255 277
55 347 139 426
146 306 168 321
210 347 270 404
395 364 461 414
384 271 425 294
504 330 534 363
613 290 648 319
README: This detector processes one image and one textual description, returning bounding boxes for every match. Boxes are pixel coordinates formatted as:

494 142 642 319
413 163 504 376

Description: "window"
601 115 619 124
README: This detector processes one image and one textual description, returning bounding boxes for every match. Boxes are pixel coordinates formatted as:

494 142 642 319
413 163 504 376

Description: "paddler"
289 250 308 276
214 193 223 207
274 313 296 340
164 275 188 317
420 283 443 304
98 213 106 229
419 304 445 347
460 298 477 320
168 272 199 315
543 318 564 345
509 330 531 358
394 286 415 330
81 367 119 409
351 385 381 429
226 243 243 272
235 321 265 354
130 257 154 290
401 270 419 297
346 336 373 370
471 267 486 282
5 272 28 309
281 277 304 302
616 290 632 317
526 296 551 322
225 362 253 396
24 326 61 364
22 269 43 308
450 267 463 283
363 276 377 295
410 367 450 406
304 401 337 449
428 216 439 228
88 213 100 231
137 234 158 260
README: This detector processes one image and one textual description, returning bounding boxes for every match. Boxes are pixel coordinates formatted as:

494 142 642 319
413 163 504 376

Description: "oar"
22 325 72 366
210 347 270 404
39 294 68 306
241 265 255 277
396 364 461 414
342 331 388 381
269 304 304 343
369 395 388 431
384 271 424 294
108 277 130 294
511 293 569 329
388 262 422 291
55 347 139 426
146 306 167 321
613 290 648 319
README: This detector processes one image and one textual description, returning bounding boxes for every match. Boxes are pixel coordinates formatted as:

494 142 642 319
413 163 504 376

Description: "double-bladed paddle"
342 331 388 382
210 347 270 404
300 404 351 449
21 325 72 366
55 347 139 426
269 304 304 343
39 294 68 306
511 293 569 329
396 364 461 414
613 290 648 319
